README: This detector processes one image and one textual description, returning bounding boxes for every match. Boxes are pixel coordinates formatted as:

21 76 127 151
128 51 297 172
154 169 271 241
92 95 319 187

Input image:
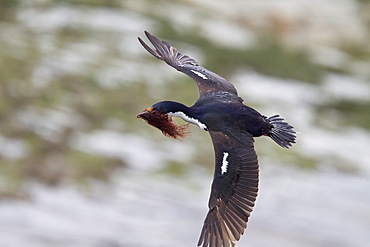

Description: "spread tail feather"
267 115 296 148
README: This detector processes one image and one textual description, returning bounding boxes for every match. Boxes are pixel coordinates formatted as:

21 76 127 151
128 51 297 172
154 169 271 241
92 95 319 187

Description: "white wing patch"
168 111 208 130
191 70 208 80
221 152 229 174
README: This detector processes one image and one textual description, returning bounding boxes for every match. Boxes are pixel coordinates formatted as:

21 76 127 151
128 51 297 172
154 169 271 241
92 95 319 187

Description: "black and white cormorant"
137 31 296 247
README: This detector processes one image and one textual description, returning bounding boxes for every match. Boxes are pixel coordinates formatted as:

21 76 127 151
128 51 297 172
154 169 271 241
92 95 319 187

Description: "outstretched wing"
138 31 238 97
198 131 259 247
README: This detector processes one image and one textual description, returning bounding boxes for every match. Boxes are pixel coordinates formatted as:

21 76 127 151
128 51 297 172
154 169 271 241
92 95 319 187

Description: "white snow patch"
18 6 152 33
0 136 27 160
323 74 370 101
71 130 195 171
188 0 367 46
199 18 256 48
233 71 321 106
297 127 370 175
1 166 369 247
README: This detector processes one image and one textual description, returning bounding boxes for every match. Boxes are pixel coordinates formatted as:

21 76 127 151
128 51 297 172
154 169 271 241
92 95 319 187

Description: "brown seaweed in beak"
137 110 189 139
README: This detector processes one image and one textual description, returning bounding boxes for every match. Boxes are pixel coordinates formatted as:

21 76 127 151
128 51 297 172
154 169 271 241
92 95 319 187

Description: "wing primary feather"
218 203 240 240
235 185 258 193
229 199 253 214
218 214 235 246
235 186 258 197
202 225 210 247
138 37 160 58
198 224 206 246
212 217 221 247
236 172 259 179
139 31 239 96
216 219 228 247
234 190 258 202
145 31 168 56
217 218 230 247
140 31 198 67
222 212 242 240
238 177 259 186
224 200 248 219
224 205 247 229
232 193 255 208
209 220 216 247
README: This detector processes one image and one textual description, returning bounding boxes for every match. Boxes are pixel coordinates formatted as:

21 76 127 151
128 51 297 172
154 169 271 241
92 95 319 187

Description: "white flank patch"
221 152 229 174
168 112 208 130
191 70 208 80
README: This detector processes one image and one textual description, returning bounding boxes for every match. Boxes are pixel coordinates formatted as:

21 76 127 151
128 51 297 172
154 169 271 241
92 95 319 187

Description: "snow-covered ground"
1 166 369 247
1 1 370 247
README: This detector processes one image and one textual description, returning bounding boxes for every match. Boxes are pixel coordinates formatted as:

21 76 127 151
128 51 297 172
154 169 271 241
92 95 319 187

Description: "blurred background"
0 0 370 246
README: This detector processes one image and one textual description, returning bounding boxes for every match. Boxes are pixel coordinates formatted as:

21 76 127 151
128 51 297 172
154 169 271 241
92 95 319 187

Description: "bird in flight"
137 31 296 247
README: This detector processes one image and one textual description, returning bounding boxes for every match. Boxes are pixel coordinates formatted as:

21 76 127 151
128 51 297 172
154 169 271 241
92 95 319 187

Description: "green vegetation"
158 160 188 177
1 0 369 196
340 42 370 61
54 0 121 7
0 0 20 20
317 100 370 130
156 22 323 83
0 25 133 196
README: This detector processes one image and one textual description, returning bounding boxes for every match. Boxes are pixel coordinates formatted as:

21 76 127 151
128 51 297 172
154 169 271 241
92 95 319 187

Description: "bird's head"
136 101 190 139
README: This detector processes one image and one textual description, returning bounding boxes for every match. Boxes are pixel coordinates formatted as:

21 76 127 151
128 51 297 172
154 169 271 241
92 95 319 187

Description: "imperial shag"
137 31 296 247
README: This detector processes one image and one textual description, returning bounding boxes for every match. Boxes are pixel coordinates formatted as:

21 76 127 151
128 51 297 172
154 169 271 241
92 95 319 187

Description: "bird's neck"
157 101 207 130
167 105 207 131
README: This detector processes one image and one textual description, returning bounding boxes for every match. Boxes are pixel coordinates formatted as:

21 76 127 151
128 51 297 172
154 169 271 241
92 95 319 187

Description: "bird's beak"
136 107 154 118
